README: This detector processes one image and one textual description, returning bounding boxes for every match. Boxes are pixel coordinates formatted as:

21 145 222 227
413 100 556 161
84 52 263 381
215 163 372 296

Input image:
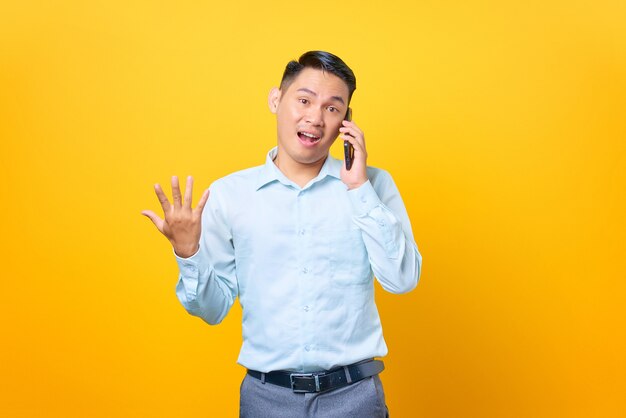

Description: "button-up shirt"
175 147 422 373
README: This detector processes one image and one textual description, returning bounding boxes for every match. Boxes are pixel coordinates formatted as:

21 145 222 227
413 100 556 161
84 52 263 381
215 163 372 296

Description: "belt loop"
343 366 352 384
261 373 266 384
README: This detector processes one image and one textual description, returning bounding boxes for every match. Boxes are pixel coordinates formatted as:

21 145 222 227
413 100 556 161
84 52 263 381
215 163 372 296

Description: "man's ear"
268 87 281 114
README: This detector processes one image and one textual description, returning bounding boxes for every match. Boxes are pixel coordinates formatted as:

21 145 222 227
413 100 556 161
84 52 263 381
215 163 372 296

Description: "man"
142 51 422 417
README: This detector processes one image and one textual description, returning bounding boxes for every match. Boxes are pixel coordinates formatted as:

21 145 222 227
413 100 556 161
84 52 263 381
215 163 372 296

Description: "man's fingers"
195 189 210 213
340 125 366 155
184 176 194 208
171 176 183 207
340 127 364 142
340 134 365 153
141 210 165 233
154 184 171 212
340 121 365 146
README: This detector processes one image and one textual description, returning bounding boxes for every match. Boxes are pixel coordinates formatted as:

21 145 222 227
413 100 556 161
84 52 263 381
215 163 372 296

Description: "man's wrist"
346 180 367 190
173 243 200 259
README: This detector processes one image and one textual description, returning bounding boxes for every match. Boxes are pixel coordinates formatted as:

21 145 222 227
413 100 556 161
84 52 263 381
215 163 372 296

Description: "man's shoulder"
210 164 264 191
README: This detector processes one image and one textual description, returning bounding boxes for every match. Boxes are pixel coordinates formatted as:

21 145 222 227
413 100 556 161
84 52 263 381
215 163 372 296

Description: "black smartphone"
343 107 353 170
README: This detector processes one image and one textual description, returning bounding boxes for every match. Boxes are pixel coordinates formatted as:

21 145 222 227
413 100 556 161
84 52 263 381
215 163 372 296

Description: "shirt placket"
296 189 316 369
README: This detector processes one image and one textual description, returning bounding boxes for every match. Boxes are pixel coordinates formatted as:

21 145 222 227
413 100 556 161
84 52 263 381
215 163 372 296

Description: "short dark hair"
280 51 357 103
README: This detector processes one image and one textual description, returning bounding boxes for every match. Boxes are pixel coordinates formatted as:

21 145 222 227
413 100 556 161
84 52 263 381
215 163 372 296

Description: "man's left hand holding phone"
340 107 368 190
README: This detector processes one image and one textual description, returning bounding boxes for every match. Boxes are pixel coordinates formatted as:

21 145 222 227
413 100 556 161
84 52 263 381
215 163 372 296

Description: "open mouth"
298 131 322 146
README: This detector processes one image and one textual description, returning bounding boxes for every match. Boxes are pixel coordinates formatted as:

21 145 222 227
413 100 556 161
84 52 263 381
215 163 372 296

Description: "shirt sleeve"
174 181 238 325
347 170 422 293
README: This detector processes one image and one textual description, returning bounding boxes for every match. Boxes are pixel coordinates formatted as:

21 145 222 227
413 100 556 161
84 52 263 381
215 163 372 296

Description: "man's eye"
299 98 308 104
328 106 337 112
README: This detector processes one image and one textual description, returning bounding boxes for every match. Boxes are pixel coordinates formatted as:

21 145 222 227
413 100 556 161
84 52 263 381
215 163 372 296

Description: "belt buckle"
290 372 321 393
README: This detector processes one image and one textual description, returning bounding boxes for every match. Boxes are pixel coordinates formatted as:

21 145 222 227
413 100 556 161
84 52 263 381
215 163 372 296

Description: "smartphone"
343 107 353 170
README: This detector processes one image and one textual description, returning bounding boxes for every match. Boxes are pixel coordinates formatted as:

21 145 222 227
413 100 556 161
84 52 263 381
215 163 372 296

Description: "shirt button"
303 305 310 312
299 229 306 236
302 267 309 274
378 219 386 227
361 196 367 203
305 345 311 352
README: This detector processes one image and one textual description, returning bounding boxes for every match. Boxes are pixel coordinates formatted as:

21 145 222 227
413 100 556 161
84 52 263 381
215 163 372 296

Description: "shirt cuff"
347 180 382 217
174 247 203 277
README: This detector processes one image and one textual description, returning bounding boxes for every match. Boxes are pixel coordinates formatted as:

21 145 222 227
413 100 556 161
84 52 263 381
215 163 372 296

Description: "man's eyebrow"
296 88 345 105
297 88 317 96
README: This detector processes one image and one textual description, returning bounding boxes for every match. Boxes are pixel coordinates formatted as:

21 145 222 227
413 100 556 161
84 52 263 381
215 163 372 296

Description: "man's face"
269 67 350 168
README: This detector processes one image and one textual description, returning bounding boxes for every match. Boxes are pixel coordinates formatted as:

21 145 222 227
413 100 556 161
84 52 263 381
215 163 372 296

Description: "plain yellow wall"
1 1 625 417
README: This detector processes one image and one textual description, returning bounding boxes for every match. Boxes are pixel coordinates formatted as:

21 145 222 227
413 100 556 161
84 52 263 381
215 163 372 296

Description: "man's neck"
273 152 327 188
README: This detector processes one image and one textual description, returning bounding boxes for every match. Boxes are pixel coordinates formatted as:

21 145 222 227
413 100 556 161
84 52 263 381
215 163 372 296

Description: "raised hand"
141 175 210 258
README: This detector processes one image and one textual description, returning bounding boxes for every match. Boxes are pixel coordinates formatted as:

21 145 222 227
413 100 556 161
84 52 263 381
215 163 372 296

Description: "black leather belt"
247 359 384 393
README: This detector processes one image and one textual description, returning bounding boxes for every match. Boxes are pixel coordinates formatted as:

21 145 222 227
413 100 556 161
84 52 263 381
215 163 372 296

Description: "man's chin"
295 153 328 166
289 147 330 164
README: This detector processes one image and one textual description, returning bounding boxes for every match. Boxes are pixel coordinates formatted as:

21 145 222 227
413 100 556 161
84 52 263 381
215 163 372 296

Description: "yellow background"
1 0 625 416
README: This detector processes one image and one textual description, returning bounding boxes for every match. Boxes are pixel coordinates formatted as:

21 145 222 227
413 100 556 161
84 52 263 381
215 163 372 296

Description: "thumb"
141 210 165 233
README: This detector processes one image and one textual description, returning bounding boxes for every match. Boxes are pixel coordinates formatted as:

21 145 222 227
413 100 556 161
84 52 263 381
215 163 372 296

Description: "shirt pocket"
328 227 372 287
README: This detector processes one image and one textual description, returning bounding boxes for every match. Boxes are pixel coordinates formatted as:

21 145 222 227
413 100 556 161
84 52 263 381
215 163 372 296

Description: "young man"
142 51 422 417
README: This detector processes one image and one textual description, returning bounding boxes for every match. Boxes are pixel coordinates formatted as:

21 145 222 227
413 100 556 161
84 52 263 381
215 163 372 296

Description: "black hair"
279 51 357 103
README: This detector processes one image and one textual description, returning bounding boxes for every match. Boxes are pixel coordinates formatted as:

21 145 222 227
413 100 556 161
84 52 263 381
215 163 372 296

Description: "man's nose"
304 107 324 125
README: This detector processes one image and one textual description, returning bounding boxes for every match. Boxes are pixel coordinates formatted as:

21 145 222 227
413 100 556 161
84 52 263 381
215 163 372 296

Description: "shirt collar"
255 147 342 191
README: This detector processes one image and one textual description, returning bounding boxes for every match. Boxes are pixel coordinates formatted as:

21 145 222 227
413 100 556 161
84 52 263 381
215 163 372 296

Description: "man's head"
280 51 357 105
269 51 357 170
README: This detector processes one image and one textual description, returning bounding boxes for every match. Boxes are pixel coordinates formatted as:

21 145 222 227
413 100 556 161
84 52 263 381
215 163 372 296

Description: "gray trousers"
239 373 389 418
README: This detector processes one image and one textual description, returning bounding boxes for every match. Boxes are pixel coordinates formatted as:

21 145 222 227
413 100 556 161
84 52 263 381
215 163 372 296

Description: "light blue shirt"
175 147 422 373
